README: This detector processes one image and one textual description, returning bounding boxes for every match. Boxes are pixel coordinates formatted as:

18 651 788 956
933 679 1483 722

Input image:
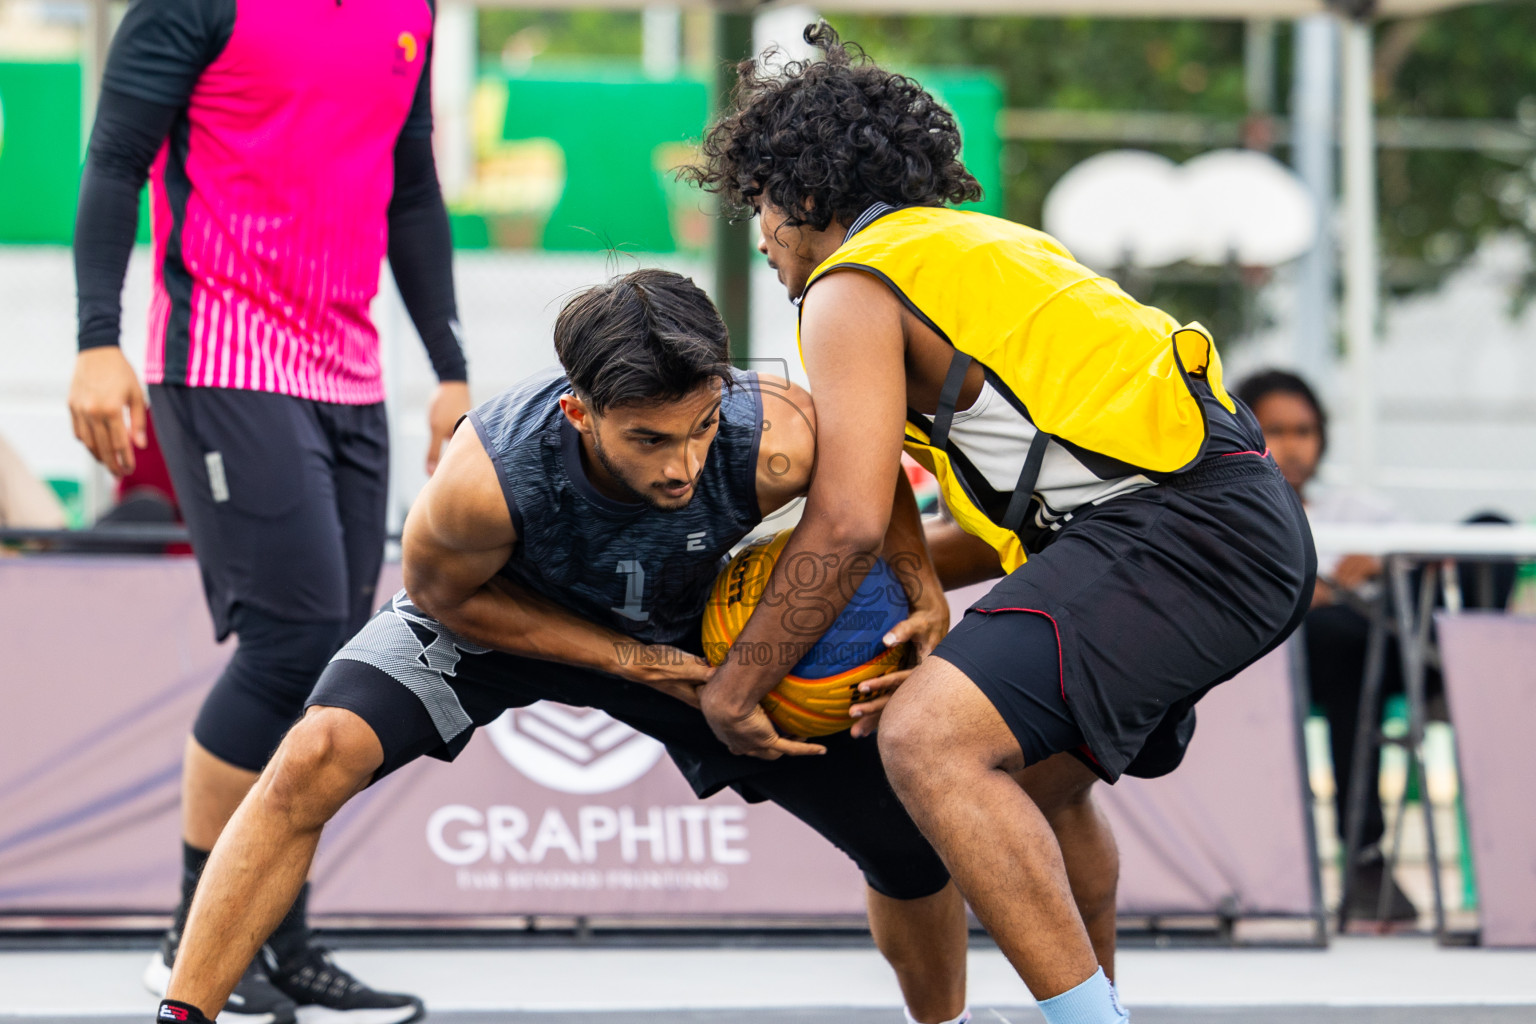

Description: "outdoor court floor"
4 934 1536 1023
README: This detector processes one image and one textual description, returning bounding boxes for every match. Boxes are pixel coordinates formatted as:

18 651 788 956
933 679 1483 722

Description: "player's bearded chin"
591 428 695 510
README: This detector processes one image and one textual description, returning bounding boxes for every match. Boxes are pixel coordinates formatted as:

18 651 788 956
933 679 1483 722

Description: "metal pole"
712 7 754 364
1340 15 1379 488
1245 19 1277 115
433 1 478 204
1291 15 1338 385
643 5 682 80
1389 556 1448 939
80 0 116 170
1287 635 1331 946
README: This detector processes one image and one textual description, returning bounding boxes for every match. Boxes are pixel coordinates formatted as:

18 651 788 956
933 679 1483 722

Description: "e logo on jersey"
486 703 665 794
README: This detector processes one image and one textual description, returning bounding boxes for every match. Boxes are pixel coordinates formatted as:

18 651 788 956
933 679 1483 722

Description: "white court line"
2 938 1535 1015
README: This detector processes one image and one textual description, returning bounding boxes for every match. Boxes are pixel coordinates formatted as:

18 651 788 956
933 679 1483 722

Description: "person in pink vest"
69 0 467 1019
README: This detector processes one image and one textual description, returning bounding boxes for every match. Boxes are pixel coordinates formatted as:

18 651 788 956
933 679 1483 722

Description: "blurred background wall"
3 0 1536 531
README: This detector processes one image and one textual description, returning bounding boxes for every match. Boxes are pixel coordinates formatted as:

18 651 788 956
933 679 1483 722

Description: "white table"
1311 523 1536 560
1308 522 1536 938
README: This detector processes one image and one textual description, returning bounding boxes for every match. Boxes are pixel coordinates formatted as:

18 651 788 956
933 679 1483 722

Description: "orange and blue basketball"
702 529 910 737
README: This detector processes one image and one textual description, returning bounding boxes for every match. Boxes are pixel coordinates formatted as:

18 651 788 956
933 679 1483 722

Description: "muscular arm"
752 372 943 642
881 471 946 637
753 374 816 516
752 373 940 615
403 423 710 702
701 271 910 755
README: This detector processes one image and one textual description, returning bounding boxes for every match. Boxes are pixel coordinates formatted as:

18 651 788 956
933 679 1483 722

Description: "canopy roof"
805 0 1487 17
475 0 1491 18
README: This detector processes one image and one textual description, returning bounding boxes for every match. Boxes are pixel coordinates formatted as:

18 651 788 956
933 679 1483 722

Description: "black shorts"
932 454 1315 783
308 591 951 901
149 384 389 640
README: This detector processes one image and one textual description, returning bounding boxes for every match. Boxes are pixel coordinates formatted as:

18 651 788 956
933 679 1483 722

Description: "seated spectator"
1237 369 1418 925
4 413 185 555
0 432 67 531
1237 369 1515 927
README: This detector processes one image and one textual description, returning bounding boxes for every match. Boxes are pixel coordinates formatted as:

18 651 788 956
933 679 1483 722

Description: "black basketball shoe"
143 931 298 1024
265 944 425 1024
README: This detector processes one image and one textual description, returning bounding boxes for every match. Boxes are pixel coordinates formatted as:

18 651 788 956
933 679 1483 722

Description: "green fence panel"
500 69 708 253
919 69 1004 218
0 59 1000 251
0 62 82 244
494 66 1001 252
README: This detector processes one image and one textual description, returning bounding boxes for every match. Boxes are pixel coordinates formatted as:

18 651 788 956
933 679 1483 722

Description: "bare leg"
879 658 1100 1000
181 737 260 851
867 880 968 1022
167 707 382 1016
1015 756 1118 980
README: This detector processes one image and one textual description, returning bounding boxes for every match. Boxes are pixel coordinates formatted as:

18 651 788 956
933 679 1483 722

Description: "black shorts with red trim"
930 453 1315 783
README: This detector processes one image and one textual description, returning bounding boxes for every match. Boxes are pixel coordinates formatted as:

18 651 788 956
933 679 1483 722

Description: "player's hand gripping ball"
702 530 909 737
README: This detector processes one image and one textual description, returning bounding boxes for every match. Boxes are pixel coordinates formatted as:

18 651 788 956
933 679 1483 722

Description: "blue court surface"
3 935 1535 1024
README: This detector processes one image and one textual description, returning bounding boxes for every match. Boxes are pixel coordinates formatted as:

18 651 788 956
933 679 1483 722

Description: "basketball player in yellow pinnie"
689 25 1316 1024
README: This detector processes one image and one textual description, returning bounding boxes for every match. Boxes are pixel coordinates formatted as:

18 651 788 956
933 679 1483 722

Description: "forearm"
925 517 1005 590
711 514 882 712
75 89 175 351
425 577 634 676
74 169 140 351
387 135 466 383
880 472 944 612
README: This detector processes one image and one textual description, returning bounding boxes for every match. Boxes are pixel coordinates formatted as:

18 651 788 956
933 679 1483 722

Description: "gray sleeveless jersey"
466 369 764 646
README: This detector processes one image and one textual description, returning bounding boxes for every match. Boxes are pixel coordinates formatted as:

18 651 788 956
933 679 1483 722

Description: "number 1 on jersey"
612 560 649 621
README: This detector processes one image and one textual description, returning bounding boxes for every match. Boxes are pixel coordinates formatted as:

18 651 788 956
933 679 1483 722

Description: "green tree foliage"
831 15 1248 221
477 5 1536 318
832 16 1255 333
1370 4 1536 305
838 8 1536 315
480 10 642 63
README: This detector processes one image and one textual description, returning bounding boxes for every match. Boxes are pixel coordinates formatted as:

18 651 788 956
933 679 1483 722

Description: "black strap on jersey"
1001 430 1053 535
927 350 975 452
920 347 1054 541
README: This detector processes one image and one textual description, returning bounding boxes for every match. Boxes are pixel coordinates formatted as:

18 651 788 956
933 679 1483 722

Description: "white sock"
903 1006 971 1024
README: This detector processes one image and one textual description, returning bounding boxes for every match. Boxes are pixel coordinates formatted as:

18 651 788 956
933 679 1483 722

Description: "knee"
878 688 959 801
1018 756 1099 823
257 709 377 830
1026 767 1099 822
1037 781 1095 829
232 608 347 689
194 613 349 772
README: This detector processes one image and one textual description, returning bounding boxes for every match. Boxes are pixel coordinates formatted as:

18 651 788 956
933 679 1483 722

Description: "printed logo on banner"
485 703 666 794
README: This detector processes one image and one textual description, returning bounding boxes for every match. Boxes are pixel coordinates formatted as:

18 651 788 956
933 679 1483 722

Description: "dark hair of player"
553 269 733 413
1234 368 1329 457
682 22 983 231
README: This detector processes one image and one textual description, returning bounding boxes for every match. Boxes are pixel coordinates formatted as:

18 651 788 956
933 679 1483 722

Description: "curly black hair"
683 22 983 231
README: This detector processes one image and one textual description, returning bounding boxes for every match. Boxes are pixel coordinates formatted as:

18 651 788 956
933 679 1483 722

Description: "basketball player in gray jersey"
154 270 973 1024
